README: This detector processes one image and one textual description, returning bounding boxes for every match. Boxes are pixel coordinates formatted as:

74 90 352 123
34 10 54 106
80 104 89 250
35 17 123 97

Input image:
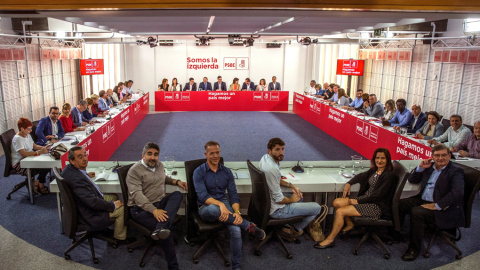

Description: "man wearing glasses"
35 106 65 146
398 144 464 261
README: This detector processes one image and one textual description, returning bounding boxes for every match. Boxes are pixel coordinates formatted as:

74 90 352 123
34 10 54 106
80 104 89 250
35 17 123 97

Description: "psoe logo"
253 92 263 101
263 92 270 100
174 93 181 100
364 125 369 137
310 100 314 111
369 126 378 143
271 92 279 101
182 92 190 101
134 103 140 114
164 92 173 101
356 120 364 135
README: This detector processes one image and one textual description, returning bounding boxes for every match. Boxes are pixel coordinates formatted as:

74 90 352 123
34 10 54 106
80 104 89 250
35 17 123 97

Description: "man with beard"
126 142 187 270
258 138 322 238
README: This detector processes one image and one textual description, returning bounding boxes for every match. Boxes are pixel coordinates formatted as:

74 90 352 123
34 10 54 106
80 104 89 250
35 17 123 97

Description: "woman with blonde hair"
59 103 86 133
382 99 396 121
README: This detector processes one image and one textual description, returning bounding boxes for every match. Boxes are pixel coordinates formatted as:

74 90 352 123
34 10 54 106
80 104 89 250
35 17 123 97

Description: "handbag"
305 204 328 242
49 143 68 160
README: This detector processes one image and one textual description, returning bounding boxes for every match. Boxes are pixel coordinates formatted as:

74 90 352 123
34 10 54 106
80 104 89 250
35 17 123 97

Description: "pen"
289 173 294 177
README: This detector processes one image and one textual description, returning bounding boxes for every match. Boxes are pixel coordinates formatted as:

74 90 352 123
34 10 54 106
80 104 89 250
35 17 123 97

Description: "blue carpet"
1 111 480 269
109 111 362 162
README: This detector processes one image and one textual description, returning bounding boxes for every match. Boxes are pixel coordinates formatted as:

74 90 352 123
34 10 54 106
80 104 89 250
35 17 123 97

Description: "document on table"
95 172 118 181
284 174 301 181
234 172 250 179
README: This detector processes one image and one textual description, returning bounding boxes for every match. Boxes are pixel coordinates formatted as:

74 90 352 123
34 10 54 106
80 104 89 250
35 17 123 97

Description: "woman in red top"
91 94 107 117
59 103 85 133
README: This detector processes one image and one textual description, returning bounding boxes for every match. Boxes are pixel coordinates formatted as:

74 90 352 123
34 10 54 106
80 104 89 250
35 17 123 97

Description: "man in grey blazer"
268 76 281 91
71 100 93 127
213 75 227 91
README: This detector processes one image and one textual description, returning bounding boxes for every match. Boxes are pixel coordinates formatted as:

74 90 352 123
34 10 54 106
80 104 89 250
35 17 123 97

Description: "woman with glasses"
11 118 51 194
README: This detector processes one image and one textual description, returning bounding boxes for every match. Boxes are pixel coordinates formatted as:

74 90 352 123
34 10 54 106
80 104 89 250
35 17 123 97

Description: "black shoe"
151 229 171 240
247 223 266 241
401 248 420 261
314 241 335 249
339 227 355 236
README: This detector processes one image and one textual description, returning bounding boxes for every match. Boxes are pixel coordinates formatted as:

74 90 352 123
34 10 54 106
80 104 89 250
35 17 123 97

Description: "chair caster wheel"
93 258 99 264
225 262 230 267
353 250 358 255
189 242 196 247
456 254 462 260
287 254 293 259
254 250 261 256
6 195 11 200
128 248 134 253
140 262 145 267
424 253 430 258
193 259 199 264
64 254 71 260
387 241 393 245
384 254 390 259
111 244 118 249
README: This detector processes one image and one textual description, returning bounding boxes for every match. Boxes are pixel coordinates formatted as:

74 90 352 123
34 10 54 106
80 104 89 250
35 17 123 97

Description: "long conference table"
20 93 150 204
155 91 289 111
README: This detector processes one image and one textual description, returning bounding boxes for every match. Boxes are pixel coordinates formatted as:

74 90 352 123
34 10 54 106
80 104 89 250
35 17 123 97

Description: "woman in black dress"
314 148 398 249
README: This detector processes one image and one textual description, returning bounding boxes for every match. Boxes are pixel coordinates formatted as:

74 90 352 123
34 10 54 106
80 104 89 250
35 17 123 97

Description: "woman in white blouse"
11 118 50 194
170 78 182 91
255 79 267 91
381 99 396 121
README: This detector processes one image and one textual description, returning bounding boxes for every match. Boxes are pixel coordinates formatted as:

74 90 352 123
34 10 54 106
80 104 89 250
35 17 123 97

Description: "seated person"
98 90 112 111
105 89 113 107
320 83 334 99
126 142 187 270
415 111 444 140
59 103 86 133
451 120 480 159
342 89 363 110
83 98 96 120
401 105 426 134
91 94 107 117
384 99 413 127
183 77 197 91
361 94 384 118
229 77 241 91
258 138 322 239
199 77 212 91
307 80 317 96
194 141 265 270
381 99 396 121
255 78 267 91
71 100 94 127
35 106 65 146
214 76 227 91
328 84 339 103
315 148 398 249
107 89 119 106
113 82 125 104
330 88 350 107
241 78 255 91
268 76 281 91
62 146 129 245
315 83 325 97
427 115 472 148
158 78 169 91
399 144 464 261
12 118 50 194
170 78 182 92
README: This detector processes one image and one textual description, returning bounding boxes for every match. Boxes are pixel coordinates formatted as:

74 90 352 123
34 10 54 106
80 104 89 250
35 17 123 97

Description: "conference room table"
19 93 150 204
155 91 289 111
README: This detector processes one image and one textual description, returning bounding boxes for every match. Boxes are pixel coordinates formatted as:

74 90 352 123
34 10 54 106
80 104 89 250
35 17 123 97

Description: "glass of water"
339 162 347 174
165 156 175 171
351 155 363 174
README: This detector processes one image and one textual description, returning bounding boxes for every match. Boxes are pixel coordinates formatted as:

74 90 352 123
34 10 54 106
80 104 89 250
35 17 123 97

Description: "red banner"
155 91 289 111
61 93 149 167
292 93 431 160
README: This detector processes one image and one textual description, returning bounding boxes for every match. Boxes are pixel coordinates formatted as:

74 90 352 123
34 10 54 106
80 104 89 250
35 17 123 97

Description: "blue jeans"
130 191 183 270
198 200 250 270
270 194 321 231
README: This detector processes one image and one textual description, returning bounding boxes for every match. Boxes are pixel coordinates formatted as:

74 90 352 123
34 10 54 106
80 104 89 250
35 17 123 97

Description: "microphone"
70 135 79 145
292 161 304 173
138 89 145 95
112 161 121 172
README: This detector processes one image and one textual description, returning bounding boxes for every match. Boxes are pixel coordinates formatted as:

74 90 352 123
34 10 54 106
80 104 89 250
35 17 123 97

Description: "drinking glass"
339 162 347 174
351 155 363 174
165 156 175 171
98 166 105 174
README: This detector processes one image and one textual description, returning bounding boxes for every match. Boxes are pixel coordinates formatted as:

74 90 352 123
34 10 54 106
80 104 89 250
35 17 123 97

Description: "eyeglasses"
433 153 449 158
50 112 59 115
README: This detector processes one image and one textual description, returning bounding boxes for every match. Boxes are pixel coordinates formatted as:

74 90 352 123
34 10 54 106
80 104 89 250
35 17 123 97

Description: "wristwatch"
235 211 241 215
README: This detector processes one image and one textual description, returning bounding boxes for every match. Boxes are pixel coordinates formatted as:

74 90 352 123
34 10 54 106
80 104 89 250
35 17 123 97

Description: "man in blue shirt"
342 89 364 110
328 84 339 102
385 98 413 127
193 141 265 270
35 106 65 145
399 144 464 261
98 90 111 111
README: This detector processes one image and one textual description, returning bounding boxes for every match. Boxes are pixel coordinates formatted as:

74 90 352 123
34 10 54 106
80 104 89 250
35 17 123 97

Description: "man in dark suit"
213 75 227 91
35 106 65 146
399 144 464 261
61 146 128 244
241 78 255 91
405 104 427 133
183 77 197 91
199 77 212 91
71 100 93 127
268 76 281 91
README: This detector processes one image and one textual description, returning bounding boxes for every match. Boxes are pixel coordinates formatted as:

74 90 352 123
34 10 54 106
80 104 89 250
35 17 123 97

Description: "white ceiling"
2 9 480 38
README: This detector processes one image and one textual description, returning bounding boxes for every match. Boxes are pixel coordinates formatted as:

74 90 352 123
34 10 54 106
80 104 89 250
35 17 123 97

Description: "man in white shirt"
428 115 472 148
268 76 281 91
308 80 317 95
258 138 323 238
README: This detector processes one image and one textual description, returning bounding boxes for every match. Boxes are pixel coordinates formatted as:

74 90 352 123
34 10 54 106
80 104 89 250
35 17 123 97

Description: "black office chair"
53 167 117 264
350 161 409 259
1 129 33 200
423 163 480 260
184 158 230 267
31 120 39 144
246 160 304 259
117 163 155 268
